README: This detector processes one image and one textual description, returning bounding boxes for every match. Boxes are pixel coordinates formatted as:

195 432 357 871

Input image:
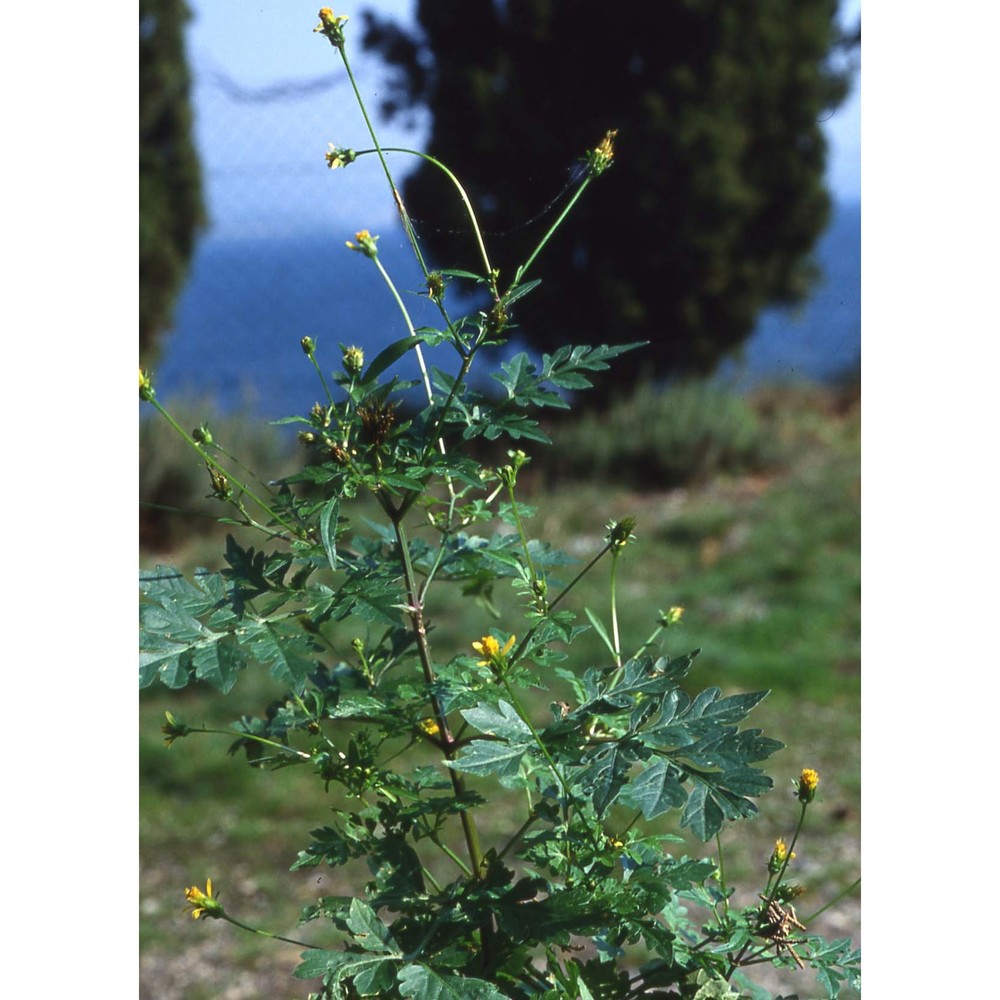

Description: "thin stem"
338 48 430 279
506 482 538 586
609 549 623 668
147 397 300 537
220 913 316 950
511 175 592 288
715 832 731 920
306 351 335 405
802 876 860 925
392 517 484 879
507 541 612 670
371 254 434 407
357 147 495 287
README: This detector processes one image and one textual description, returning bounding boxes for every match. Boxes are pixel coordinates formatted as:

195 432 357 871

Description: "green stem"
507 541 612 669
338 48 430 279
715 831 731 920
610 549 623 668
506 482 538 586
359 147 495 287
511 175 592 288
802 876 860 924
372 254 435 407
392 517 485 879
220 913 316 950
728 801 809 976
147 397 299 537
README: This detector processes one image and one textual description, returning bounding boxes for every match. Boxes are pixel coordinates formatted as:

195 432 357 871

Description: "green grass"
140 380 859 998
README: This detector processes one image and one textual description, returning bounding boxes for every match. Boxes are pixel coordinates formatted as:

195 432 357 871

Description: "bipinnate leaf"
396 964 506 999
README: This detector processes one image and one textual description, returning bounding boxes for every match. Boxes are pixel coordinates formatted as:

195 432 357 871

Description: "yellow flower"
660 606 685 627
184 878 223 920
584 129 619 177
768 837 796 874
139 368 154 401
345 229 379 259
797 768 820 803
418 718 440 738
472 633 516 667
314 8 349 47
324 143 357 169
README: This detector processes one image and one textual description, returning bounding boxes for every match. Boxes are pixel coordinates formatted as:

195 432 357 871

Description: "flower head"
184 878 223 920
314 9 349 47
161 711 192 748
418 718 441 738
139 368 155 402
768 837 796 874
341 345 365 376
606 515 638 551
325 143 357 169
797 768 820 803
584 129 618 178
659 606 685 627
346 229 379 259
472 633 516 668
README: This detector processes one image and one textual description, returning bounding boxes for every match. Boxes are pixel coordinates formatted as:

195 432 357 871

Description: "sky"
181 0 861 239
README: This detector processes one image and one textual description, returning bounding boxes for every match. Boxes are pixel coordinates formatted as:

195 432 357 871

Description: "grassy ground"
139 381 860 999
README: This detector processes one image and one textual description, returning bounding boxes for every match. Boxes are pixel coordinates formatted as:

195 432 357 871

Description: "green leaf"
345 898 398 952
448 739 529 779
576 743 635 816
397 964 507 999
681 783 725 841
319 497 339 571
500 278 542 307
619 758 687 820
294 949 401 986
583 607 616 658
364 336 421 383
460 701 532 741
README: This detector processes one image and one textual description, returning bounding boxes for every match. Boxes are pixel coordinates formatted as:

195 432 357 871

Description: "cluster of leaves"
139 14 858 999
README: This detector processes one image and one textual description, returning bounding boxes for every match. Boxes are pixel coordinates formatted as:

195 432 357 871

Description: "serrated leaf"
460 700 532 741
577 744 634 816
682 782 726 841
294 949 401 984
345 898 397 952
448 739 528 779
396 964 506 1000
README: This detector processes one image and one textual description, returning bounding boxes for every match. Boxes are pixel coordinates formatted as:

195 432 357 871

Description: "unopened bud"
341 345 365 376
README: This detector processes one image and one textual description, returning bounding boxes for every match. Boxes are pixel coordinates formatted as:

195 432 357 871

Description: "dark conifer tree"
363 0 855 383
140 0 205 356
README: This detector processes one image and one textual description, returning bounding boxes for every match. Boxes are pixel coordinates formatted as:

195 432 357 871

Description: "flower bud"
192 424 213 446
301 335 315 356
341 345 365 376
426 271 445 301
606 515 638 550
659 606 685 627
324 143 357 169
139 368 155 401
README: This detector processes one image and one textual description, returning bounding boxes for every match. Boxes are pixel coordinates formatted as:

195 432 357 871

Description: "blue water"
155 200 860 419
